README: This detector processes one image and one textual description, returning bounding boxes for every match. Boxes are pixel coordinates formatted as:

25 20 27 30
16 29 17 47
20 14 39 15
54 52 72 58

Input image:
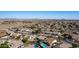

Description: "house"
0 36 9 40
28 35 37 41
9 27 19 32
70 34 79 42
38 36 46 40
59 41 72 48
8 40 24 48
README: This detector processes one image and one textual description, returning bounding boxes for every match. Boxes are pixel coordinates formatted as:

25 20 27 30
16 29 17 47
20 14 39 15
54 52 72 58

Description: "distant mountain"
0 18 79 21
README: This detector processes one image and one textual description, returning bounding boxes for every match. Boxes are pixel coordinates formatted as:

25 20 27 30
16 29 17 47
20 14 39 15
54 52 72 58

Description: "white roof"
1 36 9 39
52 40 57 44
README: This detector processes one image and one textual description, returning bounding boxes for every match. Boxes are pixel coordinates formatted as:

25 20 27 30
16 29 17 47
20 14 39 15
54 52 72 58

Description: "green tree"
22 37 28 43
22 37 29 47
0 41 10 48
71 43 78 48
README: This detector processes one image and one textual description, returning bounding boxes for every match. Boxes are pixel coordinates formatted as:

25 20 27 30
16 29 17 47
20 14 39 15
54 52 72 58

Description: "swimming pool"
34 42 47 48
40 42 47 48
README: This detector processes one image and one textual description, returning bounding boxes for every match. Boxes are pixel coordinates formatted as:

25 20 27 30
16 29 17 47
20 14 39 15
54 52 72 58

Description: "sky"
0 11 79 19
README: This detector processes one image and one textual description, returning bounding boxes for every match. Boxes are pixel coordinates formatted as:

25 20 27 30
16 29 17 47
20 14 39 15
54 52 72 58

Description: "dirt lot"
0 21 34 29
0 30 7 38
0 21 35 38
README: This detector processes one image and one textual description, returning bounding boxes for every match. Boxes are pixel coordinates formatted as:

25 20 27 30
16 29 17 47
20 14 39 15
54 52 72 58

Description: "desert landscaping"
0 19 79 48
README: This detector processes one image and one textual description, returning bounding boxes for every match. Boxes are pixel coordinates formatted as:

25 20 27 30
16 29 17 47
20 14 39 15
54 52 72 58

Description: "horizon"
0 11 79 19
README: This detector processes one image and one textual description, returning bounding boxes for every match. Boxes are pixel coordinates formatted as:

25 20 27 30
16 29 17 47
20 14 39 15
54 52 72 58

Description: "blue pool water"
34 38 47 48
34 43 38 48
34 42 47 48
40 42 47 48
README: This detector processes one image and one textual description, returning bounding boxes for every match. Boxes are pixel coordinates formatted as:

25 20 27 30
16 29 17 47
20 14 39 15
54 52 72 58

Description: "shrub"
22 37 28 43
21 37 30 47
0 41 10 48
